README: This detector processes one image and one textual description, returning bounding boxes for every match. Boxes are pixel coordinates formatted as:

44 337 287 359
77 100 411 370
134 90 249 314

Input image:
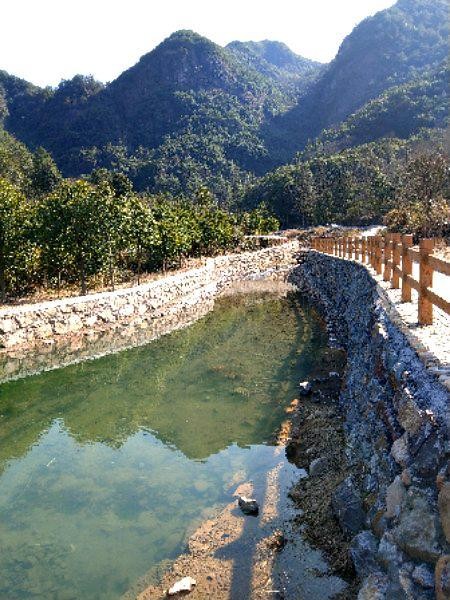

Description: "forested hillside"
313 66 448 153
0 0 448 235
264 0 449 163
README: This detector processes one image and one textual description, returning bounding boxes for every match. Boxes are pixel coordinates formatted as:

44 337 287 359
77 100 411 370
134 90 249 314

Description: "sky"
2 0 396 87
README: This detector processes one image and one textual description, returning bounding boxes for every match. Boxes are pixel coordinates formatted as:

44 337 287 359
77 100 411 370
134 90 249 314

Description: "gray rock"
390 435 410 468
350 531 379 578
438 482 450 543
237 495 259 516
377 531 407 570
332 476 366 535
392 492 441 562
412 564 435 589
385 476 406 519
309 456 328 477
357 573 389 600
299 381 312 396
435 555 450 600
412 429 444 481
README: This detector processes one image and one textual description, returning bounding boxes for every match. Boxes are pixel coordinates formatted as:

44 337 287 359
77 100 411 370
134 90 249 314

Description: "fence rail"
311 234 450 326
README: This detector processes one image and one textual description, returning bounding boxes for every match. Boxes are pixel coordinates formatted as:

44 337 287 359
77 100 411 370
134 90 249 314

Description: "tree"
30 147 62 197
0 178 34 302
384 152 450 238
37 180 113 294
123 195 160 283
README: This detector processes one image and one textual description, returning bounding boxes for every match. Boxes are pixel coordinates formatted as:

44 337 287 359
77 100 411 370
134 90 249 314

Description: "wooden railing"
311 234 450 326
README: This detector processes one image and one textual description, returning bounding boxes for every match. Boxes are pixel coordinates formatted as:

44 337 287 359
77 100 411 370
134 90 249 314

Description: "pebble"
167 576 196 596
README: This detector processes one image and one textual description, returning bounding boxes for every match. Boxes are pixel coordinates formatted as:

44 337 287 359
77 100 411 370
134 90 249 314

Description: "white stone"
167 576 196 596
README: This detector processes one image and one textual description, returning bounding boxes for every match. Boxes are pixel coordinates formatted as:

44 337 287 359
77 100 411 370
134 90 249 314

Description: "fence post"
333 238 337 256
374 236 382 274
339 238 343 258
361 238 366 263
369 237 375 268
391 233 402 288
401 234 413 302
355 237 360 261
418 238 434 325
383 233 392 281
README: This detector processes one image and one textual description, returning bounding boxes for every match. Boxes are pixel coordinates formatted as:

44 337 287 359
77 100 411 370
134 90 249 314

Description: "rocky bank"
291 251 450 599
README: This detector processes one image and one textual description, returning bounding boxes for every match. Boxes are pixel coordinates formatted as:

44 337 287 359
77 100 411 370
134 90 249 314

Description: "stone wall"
0 242 300 379
291 252 449 599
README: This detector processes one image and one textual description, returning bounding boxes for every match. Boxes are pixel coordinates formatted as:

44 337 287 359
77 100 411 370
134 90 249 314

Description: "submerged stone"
237 495 259 516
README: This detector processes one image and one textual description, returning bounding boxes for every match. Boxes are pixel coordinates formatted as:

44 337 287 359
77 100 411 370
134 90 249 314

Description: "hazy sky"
2 0 396 87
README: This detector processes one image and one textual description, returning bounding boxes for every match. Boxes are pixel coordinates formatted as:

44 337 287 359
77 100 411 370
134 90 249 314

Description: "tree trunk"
137 243 142 286
80 256 87 296
0 248 6 304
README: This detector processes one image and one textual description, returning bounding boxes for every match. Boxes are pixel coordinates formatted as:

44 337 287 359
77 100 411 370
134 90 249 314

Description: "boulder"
435 556 450 600
357 573 389 600
385 476 406 519
237 496 259 516
412 430 444 481
438 482 450 544
332 476 366 534
390 435 410 468
350 531 379 579
392 492 441 562
412 564 435 590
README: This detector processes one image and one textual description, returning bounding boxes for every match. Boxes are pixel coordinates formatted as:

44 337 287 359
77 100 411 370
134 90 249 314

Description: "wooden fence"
311 234 450 326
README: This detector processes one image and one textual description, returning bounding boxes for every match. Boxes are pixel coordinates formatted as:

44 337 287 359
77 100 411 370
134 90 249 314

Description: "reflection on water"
0 291 332 599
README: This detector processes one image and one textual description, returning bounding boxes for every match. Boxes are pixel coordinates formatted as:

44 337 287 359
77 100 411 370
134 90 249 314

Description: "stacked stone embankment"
291 252 449 599
0 241 300 351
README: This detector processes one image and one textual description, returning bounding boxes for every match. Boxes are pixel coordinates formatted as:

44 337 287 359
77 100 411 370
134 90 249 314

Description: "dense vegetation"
243 130 449 229
1 0 447 207
0 0 448 290
0 148 278 302
264 0 449 163
314 66 448 153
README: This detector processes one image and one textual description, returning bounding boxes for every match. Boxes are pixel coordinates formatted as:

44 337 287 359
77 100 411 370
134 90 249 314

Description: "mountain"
264 0 449 163
1 31 295 182
0 0 448 203
226 40 323 88
313 65 449 152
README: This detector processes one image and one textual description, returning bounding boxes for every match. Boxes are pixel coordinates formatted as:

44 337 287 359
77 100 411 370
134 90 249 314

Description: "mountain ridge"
0 0 448 202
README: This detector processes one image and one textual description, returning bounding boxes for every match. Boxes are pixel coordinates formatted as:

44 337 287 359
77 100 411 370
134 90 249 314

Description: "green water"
0 291 332 599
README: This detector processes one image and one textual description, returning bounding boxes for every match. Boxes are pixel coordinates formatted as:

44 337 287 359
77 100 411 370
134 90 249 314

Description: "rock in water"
299 381 312 396
238 495 259 515
167 576 196 596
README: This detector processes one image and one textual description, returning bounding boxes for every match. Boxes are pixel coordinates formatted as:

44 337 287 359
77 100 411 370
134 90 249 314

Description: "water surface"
0 291 336 599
